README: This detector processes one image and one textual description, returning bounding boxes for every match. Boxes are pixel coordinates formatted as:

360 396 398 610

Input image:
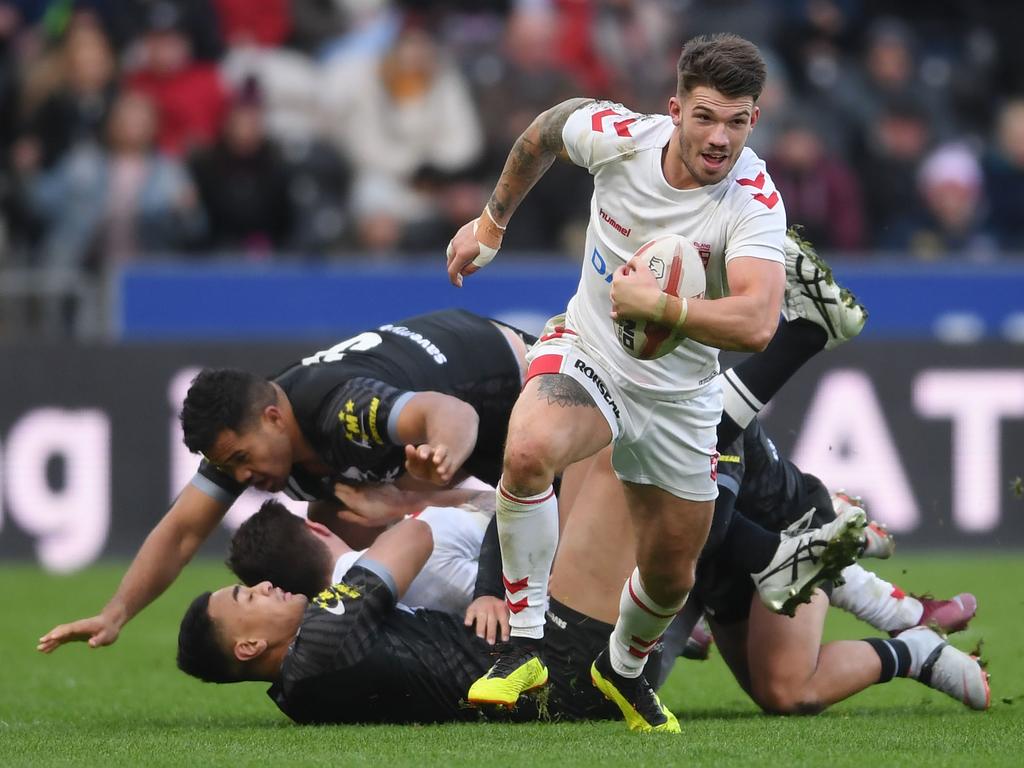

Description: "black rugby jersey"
268 564 539 724
192 309 527 503
716 418 807 530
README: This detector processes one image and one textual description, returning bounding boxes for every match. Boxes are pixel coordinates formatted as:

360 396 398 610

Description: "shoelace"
488 648 536 679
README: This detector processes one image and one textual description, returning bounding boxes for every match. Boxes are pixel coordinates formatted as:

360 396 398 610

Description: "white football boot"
782 227 867 350
754 505 868 616
896 626 990 710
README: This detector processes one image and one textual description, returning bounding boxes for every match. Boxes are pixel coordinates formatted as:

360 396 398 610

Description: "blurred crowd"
2 0 1024 278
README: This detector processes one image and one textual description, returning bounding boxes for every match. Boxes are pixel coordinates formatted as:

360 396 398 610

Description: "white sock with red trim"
609 568 686 678
831 563 923 633
496 479 559 641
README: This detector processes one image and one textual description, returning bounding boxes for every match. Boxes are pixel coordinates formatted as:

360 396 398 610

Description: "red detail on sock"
507 596 529 614
891 585 906 600
526 353 563 382
498 485 555 506
503 574 529 594
627 646 651 659
627 578 679 619
629 634 661 650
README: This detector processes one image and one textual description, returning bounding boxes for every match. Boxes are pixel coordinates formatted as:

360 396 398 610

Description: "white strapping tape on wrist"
471 219 499 267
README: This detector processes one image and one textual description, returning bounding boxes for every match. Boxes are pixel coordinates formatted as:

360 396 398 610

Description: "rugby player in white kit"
446 34 865 732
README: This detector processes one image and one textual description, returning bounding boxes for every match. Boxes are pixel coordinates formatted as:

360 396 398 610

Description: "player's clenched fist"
610 259 662 321
404 443 457 485
446 206 505 287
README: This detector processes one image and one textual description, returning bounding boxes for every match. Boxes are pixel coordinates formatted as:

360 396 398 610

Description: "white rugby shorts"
526 319 721 502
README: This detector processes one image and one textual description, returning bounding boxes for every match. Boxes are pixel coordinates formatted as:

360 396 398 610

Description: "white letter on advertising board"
792 370 920 532
5 409 111 572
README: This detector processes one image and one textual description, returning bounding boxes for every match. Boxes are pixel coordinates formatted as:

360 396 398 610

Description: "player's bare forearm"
678 294 781 351
678 256 785 351
39 486 228 652
103 486 227 623
486 97 593 226
363 518 434 598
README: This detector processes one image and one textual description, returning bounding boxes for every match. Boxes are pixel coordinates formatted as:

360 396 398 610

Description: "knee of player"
501 439 557 489
637 566 695 606
752 680 825 716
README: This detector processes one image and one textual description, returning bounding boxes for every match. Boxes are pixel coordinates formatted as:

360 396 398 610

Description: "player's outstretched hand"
464 596 510 645
37 613 121 653
404 443 456 486
333 482 408 527
610 259 662 321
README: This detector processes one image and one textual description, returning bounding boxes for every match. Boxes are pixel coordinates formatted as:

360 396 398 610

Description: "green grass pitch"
2 553 1022 767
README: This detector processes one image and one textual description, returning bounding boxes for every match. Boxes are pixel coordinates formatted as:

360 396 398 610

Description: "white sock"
609 569 686 678
831 564 923 633
496 480 559 640
721 368 764 429
894 626 945 679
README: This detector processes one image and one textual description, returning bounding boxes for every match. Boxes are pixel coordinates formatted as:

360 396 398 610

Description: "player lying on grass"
177 516 565 724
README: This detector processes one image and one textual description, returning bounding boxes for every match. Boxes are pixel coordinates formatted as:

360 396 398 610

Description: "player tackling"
446 33 864 732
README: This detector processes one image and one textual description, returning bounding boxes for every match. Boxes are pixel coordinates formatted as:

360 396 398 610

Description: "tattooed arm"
484 97 594 224
446 98 594 286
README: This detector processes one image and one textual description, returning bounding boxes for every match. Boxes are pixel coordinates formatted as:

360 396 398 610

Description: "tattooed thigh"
535 374 597 409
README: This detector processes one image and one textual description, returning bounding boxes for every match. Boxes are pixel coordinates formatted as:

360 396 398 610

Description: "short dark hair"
179 368 277 454
227 500 333 598
677 33 766 102
176 592 241 684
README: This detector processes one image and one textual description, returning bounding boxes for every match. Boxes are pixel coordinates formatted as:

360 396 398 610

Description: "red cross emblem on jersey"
737 172 780 209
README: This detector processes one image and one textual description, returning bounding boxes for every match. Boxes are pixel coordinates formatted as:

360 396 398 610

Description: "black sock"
721 513 781 574
864 638 912 683
731 318 827 402
716 411 744 450
510 636 544 653
718 319 827 448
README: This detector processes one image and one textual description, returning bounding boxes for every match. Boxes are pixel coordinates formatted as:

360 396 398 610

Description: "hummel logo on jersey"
599 207 632 237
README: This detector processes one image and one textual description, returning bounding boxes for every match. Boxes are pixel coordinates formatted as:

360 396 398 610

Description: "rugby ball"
614 234 707 360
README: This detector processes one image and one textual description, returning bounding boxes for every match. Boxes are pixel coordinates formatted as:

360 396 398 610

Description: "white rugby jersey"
331 505 488 616
562 101 787 396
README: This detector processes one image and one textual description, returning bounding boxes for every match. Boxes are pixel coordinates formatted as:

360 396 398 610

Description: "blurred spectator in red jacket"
212 0 291 48
767 113 865 251
124 3 227 156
